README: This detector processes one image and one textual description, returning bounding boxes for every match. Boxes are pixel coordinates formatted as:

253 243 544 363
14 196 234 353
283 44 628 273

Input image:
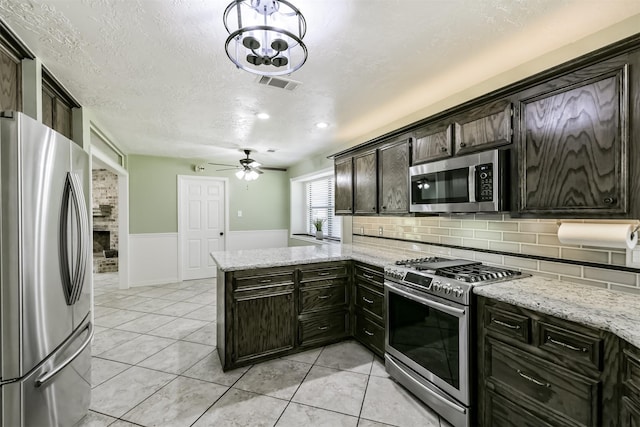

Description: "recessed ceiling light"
316 122 329 129
257 112 270 119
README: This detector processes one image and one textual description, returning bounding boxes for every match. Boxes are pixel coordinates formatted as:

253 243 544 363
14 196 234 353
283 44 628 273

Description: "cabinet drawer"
299 312 348 345
485 389 555 427
354 264 383 288
488 339 599 427
299 263 349 282
485 306 531 343
233 269 295 290
354 312 384 357
537 321 602 370
621 396 640 427
354 284 384 320
300 282 347 314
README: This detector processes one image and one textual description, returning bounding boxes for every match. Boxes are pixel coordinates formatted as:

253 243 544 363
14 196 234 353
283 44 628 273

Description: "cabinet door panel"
412 123 452 164
379 139 410 214
335 157 353 214
485 390 556 427
0 50 21 112
299 311 348 345
354 151 377 214
455 100 512 155
621 396 640 427
520 65 627 215
353 312 384 357
234 290 295 362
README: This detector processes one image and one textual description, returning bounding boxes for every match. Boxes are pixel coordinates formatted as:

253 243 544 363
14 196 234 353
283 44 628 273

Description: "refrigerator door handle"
68 172 89 305
59 172 89 306
35 321 93 388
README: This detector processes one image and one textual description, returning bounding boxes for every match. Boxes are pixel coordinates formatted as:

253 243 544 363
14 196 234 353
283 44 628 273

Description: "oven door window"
411 168 469 204
388 291 460 389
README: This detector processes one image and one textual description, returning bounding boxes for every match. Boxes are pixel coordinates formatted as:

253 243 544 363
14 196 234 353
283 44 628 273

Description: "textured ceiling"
1 0 640 168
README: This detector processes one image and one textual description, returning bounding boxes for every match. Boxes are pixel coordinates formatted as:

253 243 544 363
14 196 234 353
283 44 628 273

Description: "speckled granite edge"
474 276 640 348
210 244 407 272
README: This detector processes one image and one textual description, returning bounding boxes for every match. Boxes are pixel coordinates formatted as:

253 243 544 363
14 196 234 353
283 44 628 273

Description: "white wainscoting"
226 229 289 251
129 233 179 286
129 230 289 286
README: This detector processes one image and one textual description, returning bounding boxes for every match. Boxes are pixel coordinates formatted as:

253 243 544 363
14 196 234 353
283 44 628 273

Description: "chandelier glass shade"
235 168 260 181
223 0 308 76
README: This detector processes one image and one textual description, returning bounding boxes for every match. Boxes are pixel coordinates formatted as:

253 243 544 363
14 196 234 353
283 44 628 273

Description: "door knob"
219 232 224 236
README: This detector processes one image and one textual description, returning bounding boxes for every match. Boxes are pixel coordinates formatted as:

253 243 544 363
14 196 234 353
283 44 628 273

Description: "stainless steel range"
384 257 526 427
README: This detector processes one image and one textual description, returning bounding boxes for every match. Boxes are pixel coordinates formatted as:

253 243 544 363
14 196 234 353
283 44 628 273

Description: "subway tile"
611 252 627 266
439 219 461 228
489 241 521 253
450 249 476 260
519 222 559 234
461 220 487 230
474 230 502 241
474 213 504 221
610 284 640 295
503 232 536 244
452 213 475 220
450 229 474 238
539 261 581 277
537 234 564 246
418 218 440 227
429 227 450 236
418 235 441 244
523 270 559 280
559 276 608 289
584 267 637 286
488 222 519 232
474 252 503 265
561 248 609 264
441 236 463 246
461 239 488 250
521 244 559 258
503 256 538 270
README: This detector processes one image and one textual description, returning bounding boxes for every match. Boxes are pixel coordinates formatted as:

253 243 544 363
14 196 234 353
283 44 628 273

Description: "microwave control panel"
476 163 493 201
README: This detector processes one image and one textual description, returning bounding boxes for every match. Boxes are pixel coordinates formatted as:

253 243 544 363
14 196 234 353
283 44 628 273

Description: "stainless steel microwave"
409 148 509 213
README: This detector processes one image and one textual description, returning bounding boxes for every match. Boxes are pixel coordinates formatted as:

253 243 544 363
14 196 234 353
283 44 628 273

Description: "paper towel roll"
557 223 638 249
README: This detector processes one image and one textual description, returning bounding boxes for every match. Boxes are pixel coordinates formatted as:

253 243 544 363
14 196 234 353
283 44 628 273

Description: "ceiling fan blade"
216 167 241 172
208 162 237 167
260 166 288 172
251 168 264 174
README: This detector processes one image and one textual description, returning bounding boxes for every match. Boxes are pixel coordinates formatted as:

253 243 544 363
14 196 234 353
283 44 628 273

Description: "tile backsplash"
352 214 640 295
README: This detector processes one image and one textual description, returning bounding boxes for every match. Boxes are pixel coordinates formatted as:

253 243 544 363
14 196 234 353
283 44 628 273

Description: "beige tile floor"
78 273 447 427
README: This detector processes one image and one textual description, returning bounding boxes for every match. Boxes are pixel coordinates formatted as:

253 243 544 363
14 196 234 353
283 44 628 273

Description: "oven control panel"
385 266 469 304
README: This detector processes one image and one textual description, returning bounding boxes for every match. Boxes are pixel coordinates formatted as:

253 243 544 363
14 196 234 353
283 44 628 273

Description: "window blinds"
306 176 341 239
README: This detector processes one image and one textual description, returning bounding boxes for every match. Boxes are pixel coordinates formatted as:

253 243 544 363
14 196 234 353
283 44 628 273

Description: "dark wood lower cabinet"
478 296 620 427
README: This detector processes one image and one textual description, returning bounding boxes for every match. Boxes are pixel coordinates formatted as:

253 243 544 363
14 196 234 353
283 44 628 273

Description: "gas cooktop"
386 256 528 305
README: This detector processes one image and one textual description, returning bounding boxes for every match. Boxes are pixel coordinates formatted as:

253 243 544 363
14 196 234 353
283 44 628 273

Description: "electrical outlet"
378 226 383 236
237 210 243 218
627 247 640 267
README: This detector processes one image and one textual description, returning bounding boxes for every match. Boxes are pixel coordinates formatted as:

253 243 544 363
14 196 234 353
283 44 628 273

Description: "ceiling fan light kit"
223 0 308 76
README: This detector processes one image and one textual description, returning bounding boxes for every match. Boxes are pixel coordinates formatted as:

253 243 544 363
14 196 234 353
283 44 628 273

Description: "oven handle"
385 281 466 317
386 354 467 414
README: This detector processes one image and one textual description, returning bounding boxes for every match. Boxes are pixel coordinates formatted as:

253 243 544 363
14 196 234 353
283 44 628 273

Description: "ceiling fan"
209 149 286 181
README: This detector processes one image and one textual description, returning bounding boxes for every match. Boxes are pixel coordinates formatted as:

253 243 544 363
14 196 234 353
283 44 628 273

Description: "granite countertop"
474 276 640 348
210 243 407 272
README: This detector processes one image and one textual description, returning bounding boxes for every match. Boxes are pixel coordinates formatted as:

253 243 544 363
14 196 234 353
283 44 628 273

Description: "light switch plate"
626 247 640 268
237 210 242 217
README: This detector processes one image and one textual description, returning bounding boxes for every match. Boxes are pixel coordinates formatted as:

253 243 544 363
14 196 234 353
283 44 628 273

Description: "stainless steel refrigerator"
0 111 93 426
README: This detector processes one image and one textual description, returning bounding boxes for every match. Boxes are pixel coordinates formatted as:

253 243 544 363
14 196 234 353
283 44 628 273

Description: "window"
306 176 341 239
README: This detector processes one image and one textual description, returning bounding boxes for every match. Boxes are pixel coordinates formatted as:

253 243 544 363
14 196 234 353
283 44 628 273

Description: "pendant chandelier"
223 0 308 76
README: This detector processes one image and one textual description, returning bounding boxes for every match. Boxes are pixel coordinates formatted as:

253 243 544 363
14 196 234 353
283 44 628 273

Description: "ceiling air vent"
255 75 301 91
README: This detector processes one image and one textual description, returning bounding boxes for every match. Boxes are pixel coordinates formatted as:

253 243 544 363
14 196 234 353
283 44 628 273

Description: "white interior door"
179 177 225 280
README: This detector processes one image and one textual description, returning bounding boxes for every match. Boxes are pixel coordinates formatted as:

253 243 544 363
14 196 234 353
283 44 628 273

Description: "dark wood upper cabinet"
412 122 452 165
334 156 353 215
42 71 77 140
454 99 512 155
354 150 378 214
518 57 629 216
378 136 410 214
0 47 22 112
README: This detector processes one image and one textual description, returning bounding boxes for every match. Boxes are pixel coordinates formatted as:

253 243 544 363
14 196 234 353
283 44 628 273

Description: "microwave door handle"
468 166 476 203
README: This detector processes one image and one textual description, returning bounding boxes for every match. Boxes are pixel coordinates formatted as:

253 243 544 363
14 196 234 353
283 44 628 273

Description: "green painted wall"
129 155 289 234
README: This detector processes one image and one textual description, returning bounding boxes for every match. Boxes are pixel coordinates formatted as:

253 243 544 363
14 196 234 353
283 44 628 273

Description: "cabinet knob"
603 197 616 205
459 142 467 148
382 206 387 210
440 146 447 152
372 207 376 211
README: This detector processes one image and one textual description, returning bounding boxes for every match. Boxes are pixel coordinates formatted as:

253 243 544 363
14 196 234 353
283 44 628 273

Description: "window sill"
290 234 341 246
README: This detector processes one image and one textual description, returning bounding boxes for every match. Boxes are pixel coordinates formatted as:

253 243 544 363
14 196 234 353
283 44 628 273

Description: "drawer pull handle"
362 273 374 279
362 296 374 304
492 319 520 330
259 279 272 284
318 326 329 331
516 369 550 388
318 294 332 300
364 329 374 336
318 272 332 276
547 336 588 352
